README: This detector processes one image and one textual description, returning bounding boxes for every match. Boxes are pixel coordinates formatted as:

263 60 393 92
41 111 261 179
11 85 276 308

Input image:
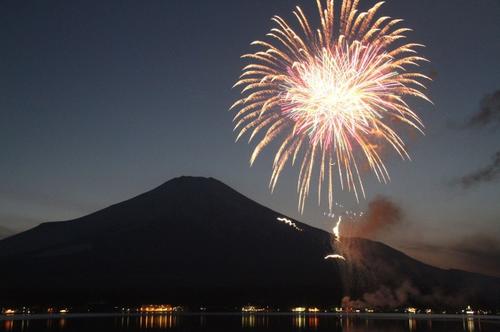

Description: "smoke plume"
455 151 500 189
346 196 402 239
403 233 500 277
464 90 500 128
341 281 419 309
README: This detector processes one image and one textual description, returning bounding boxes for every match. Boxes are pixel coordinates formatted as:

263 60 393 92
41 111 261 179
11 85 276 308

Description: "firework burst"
231 0 431 213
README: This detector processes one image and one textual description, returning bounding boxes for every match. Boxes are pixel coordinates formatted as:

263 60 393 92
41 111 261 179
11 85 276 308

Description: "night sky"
1 1 499 275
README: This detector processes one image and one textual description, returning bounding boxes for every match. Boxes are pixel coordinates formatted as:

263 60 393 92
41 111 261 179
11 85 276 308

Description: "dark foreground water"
1 313 500 332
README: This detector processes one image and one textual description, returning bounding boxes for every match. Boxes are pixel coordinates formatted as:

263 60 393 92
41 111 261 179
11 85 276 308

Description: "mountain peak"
155 176 230 191
142 176 245 204
167 175 216 182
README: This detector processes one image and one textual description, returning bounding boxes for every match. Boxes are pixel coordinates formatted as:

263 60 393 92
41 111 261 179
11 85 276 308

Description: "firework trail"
232 0 431 213
325 216 345 260
333 216 342 241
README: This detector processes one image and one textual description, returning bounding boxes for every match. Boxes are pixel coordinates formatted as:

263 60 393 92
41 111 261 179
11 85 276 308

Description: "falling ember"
231 0 431 213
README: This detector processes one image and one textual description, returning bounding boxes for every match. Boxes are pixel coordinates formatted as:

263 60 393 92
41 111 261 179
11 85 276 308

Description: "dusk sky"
1 0 499 275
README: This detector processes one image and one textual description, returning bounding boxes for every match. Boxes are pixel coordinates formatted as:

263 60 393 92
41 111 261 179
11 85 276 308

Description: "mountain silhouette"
0 225 14 240
0 176 498 309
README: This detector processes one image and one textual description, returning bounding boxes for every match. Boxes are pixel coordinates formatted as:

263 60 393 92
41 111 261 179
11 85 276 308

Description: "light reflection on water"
0 313 498 332
463 317 479 332
241 314 269 328
408 317 416 332
138 313 178 329
292 314 305 328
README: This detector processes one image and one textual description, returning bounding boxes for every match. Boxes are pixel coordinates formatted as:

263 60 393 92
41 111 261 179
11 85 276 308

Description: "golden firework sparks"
232 0 431 213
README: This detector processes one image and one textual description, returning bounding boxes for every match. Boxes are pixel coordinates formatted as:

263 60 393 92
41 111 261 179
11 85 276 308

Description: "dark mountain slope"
0 177 498 308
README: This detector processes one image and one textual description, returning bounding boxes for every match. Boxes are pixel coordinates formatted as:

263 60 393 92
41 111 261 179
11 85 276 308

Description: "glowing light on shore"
139 305 173 313
232 0 431 212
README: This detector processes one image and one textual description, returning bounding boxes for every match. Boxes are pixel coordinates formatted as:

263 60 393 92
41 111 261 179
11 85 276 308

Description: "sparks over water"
232 0 431 213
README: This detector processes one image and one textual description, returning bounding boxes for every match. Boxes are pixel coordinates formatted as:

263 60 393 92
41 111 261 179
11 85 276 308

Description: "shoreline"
1 312 500 321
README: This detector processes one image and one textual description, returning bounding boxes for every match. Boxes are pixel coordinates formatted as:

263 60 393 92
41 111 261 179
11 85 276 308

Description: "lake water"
1 313 499 332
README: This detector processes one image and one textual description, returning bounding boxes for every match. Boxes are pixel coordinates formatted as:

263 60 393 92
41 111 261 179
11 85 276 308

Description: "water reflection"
241 314 255 328
58 318 66 330
19 321 27 332
341 316 349 330
138 313 177 329
292 314 305 328
241 314 269 328
408 317 417 332
290 314 321 329
120 315 131 329
308 316 319 329
340 317 376 332
0 313 497 332
336 315 435 332
2 320 31 332
464 317 475 332
3 320 13 332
